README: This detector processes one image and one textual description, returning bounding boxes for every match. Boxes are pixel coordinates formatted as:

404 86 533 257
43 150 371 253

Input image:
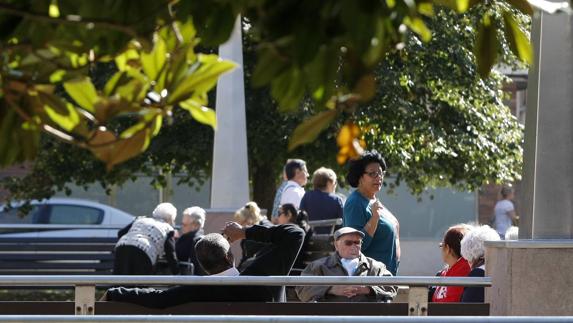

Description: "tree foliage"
2 8 524 211
0 0 545 172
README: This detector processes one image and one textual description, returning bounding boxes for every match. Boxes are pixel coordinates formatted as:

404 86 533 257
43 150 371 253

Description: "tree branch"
0 3 139 39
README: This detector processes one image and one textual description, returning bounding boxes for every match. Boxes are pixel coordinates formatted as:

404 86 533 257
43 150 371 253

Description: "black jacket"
106 224 304 308
175 229 205 275
461 267 485 303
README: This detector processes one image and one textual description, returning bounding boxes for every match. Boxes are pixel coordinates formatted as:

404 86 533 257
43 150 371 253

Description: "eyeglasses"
364 171 385 178
342 240 362 246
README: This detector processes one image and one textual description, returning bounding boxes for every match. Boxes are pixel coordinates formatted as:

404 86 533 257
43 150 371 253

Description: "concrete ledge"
486 239 573 249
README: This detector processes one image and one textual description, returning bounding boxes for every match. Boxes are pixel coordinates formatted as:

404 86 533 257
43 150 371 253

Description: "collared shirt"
280 180 305 209
212 267 240 276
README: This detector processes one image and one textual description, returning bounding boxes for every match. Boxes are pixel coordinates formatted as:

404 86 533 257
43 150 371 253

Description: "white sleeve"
280 187 305 209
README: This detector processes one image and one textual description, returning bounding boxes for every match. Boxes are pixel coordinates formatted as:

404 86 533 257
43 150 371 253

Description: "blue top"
343 190 398 275
300 190 343 234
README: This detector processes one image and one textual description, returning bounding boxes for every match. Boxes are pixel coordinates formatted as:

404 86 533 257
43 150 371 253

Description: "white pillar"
521 10 573 239
210 16 250 208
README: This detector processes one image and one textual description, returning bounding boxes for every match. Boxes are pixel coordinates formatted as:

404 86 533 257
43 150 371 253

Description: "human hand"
329 285 368 298
371 200 383 217
222 221 246 243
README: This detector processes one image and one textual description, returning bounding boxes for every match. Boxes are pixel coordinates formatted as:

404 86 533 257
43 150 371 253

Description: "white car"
0 198 135 238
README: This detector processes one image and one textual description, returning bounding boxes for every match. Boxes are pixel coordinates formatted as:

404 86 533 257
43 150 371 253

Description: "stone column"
521 10 573 239
210 16 250 209
487 8 573 316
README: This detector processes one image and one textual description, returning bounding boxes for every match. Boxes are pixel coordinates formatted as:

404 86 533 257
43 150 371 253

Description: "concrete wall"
486 240 573 315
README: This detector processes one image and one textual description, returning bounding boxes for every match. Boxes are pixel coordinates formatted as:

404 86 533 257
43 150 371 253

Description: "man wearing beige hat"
295 227 397 302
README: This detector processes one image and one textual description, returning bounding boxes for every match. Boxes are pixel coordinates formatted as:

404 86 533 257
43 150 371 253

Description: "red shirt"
432 257 471 302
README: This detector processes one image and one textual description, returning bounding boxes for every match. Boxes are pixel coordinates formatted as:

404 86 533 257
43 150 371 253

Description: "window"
0 205 44 224
48 205 104 225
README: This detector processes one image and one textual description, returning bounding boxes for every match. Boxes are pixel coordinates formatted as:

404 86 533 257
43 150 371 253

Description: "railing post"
408 286 428 316
75 285 95 315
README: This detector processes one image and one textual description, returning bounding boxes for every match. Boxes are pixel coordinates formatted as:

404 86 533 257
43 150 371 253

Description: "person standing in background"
270 160 292 223
343 150 400 275
279 159 309 209
493 185 518 239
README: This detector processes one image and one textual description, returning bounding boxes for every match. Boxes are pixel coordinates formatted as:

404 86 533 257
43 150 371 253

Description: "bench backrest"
0 237 116 275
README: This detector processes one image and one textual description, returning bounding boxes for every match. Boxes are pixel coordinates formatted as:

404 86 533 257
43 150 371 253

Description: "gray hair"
152 202 177 223
461 225 500 264
183 206 206 229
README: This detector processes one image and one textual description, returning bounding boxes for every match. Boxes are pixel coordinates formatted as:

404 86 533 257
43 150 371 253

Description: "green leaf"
120 109 162 139
474 14 498 78
506 0 534 15
141 38 167 81
115 49 140 72
180 99 217 130
403 16 432 42
288 109 338 151
252 45 290 87
168 55 236 104
503 11 533 65
49 0 60 18
39 93 81 132
63 77 98 113
49 70 66 83
271 68 306 112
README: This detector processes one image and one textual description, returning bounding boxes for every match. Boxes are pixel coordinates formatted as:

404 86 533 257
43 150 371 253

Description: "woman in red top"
431 224 472 302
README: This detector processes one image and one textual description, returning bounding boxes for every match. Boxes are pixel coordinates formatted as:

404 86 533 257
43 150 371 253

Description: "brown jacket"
295 252 397 302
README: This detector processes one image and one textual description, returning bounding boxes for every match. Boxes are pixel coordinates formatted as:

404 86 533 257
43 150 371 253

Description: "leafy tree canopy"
3 7 524 211
0 0 544 172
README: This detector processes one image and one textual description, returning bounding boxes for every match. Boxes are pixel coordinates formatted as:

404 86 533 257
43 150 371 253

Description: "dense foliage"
2 8 524 211
0 0 538 172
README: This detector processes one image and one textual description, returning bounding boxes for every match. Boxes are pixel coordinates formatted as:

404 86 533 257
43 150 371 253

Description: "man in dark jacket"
104 223 304 308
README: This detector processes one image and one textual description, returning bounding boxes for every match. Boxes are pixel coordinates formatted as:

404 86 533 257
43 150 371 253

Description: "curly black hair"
345 150 387 188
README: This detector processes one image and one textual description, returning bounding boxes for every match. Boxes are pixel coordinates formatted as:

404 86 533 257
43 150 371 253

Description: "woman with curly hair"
343 150 400 275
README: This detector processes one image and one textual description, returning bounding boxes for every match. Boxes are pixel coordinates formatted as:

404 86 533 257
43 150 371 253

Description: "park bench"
0 275 491 316
0 237 116 275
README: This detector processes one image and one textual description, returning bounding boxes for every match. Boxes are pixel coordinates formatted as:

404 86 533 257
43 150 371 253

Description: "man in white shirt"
279 159 309 209
493 185 518 239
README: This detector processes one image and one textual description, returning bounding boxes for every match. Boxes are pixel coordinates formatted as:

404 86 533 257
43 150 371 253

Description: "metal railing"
0 275 490 316
0 315 571 323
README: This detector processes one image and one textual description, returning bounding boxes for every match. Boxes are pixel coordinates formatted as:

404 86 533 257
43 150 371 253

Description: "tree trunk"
252 164 279 220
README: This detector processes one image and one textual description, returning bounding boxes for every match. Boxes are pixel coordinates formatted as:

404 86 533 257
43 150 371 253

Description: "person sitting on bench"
296 227 396 302
103 222 304 308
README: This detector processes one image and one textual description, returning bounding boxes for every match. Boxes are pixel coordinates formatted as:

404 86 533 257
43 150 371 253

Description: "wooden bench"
0 237 116 275
0 301 489 316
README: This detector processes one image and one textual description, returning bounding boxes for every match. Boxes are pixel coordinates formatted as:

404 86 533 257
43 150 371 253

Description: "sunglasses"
342 240 362 246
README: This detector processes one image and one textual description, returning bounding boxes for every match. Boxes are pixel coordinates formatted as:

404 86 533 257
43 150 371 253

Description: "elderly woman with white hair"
114 203 180 275
175 206 207 275
460 225 500 302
